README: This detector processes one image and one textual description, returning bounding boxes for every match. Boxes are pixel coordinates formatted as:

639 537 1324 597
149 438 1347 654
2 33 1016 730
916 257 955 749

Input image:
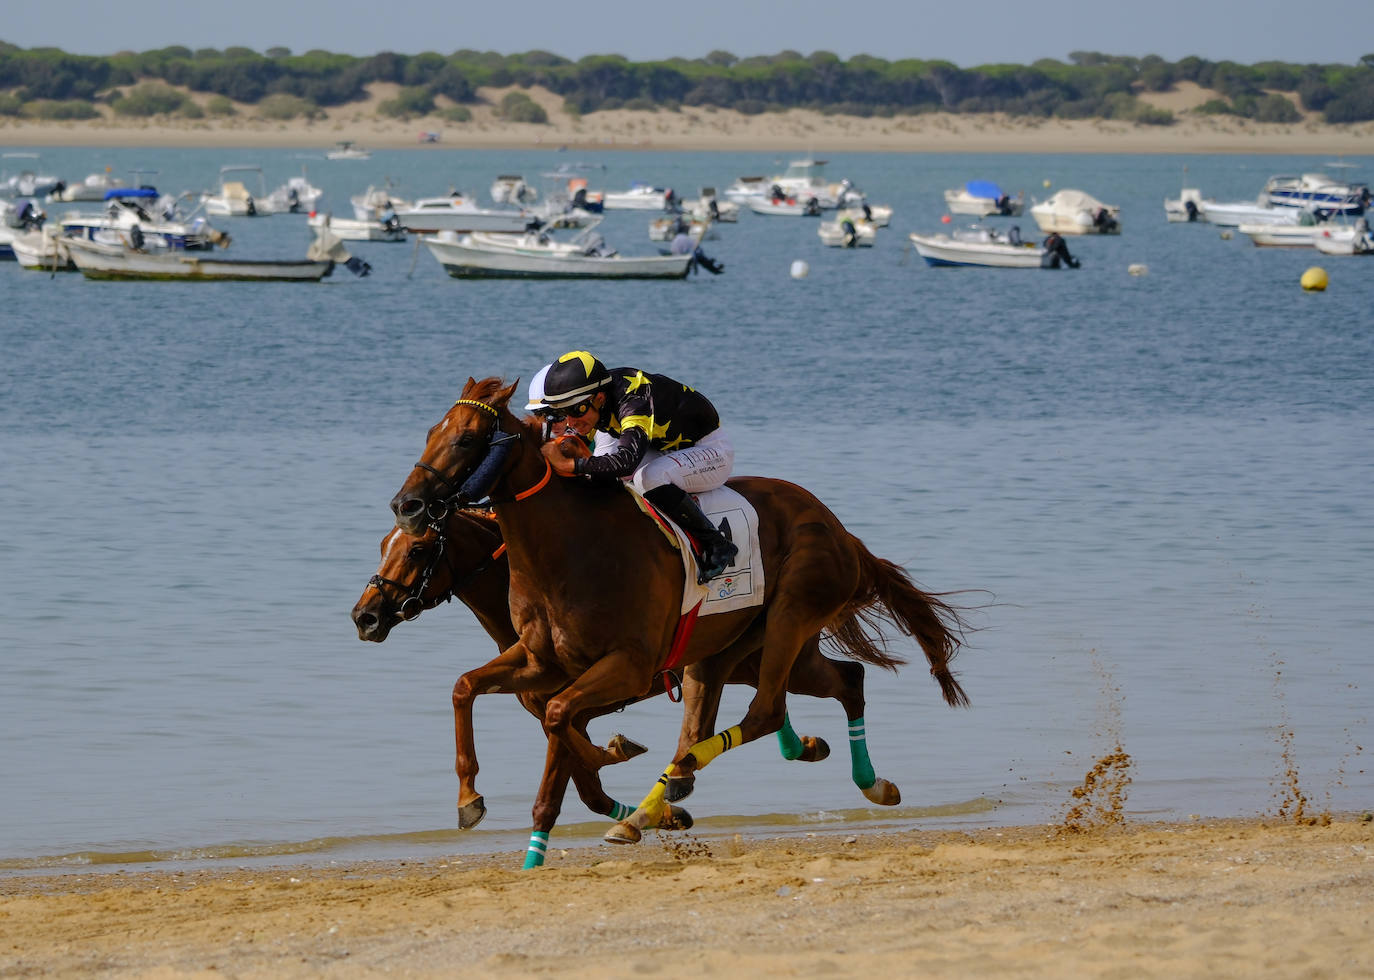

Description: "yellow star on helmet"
625 371 649 393
559 350 597 374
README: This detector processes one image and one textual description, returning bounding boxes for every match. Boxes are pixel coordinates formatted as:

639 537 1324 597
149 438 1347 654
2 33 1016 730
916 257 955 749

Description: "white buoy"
1128 263 1148 276
790 259 809 279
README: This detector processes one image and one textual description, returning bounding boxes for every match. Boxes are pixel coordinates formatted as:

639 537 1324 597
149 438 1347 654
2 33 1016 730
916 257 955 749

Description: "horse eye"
408 544 427 559
457 432 477 447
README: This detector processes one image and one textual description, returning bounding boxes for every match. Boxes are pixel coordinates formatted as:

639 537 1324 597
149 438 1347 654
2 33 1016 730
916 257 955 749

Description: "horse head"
390 376 522 534
352 522 449 642
352 511 506 642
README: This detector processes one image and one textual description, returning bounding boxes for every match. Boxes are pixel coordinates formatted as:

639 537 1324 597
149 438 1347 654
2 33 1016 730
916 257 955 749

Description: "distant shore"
4 81 1374 155
1 817 1370 977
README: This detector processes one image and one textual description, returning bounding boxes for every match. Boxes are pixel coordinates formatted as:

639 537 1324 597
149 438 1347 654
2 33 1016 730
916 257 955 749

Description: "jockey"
527 350 739 583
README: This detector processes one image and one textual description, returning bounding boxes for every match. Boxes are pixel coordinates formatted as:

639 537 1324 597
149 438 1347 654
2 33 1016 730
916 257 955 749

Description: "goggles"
539 400 594 421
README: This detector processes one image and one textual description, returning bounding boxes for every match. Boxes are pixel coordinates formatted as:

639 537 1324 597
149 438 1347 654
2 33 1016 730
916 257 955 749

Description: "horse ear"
493 378 521 409
459 377 478 399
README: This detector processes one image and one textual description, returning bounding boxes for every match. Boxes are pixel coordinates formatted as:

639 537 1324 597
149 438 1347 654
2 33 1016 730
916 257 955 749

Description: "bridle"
367 518 508 621
412 397 550 521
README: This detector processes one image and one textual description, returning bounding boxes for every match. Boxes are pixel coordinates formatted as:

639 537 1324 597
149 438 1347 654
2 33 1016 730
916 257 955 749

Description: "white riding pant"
594 428 734 494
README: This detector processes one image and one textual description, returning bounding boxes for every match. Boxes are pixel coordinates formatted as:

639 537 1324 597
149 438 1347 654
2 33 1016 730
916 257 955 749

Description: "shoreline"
2 816 1370 977
5 110 1374 155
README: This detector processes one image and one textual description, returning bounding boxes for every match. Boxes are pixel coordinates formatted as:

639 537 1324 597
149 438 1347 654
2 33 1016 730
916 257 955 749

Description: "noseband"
368 520 508 621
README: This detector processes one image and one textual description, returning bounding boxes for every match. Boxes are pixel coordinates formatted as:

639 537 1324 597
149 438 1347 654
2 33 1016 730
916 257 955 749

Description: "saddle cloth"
626 483 765 617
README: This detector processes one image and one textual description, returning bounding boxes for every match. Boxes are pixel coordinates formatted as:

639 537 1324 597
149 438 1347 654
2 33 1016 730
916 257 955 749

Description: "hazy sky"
6 0 1372 67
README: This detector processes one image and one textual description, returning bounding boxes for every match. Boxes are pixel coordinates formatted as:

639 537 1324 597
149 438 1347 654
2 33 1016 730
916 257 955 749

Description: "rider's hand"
541 436 584 477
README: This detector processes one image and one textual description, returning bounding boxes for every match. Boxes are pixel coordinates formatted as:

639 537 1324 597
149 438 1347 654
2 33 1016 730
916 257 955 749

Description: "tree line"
2 42 1373 124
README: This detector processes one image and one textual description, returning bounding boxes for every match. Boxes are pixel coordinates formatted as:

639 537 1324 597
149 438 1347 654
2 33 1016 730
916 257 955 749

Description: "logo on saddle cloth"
628 485 764 617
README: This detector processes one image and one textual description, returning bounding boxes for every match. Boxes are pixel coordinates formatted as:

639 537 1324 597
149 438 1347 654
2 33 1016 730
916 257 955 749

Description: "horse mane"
461 376 511 404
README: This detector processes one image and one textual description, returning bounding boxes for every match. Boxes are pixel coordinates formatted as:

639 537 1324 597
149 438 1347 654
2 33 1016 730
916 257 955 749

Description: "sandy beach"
2 816 1370 978
4 82 1374 154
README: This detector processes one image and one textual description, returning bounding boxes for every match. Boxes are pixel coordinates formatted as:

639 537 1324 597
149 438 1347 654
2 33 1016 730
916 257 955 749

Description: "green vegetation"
498 90 547 123
440 104 472 122
1 44 1372 123
256 93 320 120
205 94 236 116
111 82 188 116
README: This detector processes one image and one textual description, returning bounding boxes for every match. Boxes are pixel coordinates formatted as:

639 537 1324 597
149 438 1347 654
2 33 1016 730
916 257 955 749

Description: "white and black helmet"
525 350 611 412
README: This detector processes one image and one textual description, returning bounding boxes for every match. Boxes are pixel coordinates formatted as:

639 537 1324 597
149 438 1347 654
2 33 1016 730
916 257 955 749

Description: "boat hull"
68 240 331 280
909 233 1047 268
424 236 690 279
394 207 529 234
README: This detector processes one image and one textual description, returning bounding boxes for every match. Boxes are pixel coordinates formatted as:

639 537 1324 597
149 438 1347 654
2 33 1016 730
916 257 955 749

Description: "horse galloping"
389 378 969 846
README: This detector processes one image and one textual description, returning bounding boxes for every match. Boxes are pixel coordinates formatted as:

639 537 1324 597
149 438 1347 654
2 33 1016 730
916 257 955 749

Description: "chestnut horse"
352 508 912 865
390 377 968 845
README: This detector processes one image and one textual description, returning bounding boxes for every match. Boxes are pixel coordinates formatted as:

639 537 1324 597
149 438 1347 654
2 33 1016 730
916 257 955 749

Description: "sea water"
1 146 1370 872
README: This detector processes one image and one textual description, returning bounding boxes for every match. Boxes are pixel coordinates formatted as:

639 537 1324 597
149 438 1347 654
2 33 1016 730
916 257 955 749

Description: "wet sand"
2 816 1371 978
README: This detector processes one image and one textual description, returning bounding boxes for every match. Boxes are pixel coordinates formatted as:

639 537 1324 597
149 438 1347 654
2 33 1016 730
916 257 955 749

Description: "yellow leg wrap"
689 726 743 770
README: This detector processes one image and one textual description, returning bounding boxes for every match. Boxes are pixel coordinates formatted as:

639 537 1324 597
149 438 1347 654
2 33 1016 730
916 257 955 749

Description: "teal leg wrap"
522 830 549 869
776 712 805 760
608 800 635 821
848 717 877 790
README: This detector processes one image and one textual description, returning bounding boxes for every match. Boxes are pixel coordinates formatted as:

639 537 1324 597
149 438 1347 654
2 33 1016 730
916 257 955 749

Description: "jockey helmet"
526 350 610 411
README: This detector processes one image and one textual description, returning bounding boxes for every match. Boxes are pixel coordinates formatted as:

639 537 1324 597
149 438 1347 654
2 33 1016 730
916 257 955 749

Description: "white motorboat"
263 171 324 213
1164 188 1211 222
601 183 673 210
1312 220 1374 256
1238 209 1340 246
490 175 539 205
65 230 364 281
1199 197 1297 227
202 166 275 217
682 188 739 223
725 158 836 204
11 226 76 271
648 217 715 242
307 212 406 242
818 217 876 247
59 187 226 251
47 171 128 203
944 181 1024 217
1 153 64 198
1030 189 1121 235
351 183 412 222
908 228 1053 268
835 203 892 228
423 222 692 279
392 193 532 233
326 141 371 160
745 193 824 217
1263 173 1369 214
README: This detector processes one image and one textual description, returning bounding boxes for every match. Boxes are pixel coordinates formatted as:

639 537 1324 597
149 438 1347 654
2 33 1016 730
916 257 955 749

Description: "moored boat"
64 231 367 281
1030 189 1120 235
944 181 1024 217
307 212 406 242
423 224 692 279
908 228 1060 268
392 193 532 233
818 217 876 247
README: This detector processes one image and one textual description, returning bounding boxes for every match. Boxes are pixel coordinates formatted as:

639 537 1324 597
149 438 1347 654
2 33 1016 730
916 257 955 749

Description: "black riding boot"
644 485 738 584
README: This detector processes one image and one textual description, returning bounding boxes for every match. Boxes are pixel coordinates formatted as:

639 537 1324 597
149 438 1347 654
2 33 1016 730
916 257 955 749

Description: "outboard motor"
245 196 257 217
129 224 145 251
1184 199 1200 222
840 218 858 247
803 197 821 217
288 188 300 213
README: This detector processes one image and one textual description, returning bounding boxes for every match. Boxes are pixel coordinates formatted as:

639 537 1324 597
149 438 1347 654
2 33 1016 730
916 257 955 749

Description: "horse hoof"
659 805 694 831
604 821 642 845
799 735 831 763
862 778 901 806
607 733 648 762
457 796 487 830
664 774 695 803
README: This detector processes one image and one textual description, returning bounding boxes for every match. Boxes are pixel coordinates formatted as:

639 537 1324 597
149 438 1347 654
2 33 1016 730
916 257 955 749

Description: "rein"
368 521 508 621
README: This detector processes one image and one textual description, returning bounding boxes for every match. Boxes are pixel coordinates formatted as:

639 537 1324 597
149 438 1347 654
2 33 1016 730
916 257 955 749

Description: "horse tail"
822 536 972 709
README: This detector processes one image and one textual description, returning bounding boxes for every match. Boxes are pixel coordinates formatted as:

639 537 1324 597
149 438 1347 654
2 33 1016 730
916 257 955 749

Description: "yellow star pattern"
650 418 671 441
662 434 689 450
625 371 650 393
559 350 597 374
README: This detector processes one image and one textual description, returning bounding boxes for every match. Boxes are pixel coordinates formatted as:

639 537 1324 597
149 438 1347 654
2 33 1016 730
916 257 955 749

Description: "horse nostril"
398 498 424 518
354 610 377 631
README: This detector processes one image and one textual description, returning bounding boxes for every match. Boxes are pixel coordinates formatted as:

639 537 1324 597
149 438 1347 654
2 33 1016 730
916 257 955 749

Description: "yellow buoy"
1301 266 1328 291
1042 178 1052 188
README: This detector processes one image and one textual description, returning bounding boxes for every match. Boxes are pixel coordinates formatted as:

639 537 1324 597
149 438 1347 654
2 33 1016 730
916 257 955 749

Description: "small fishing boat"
307 212 406 242
1238 208 1339 246
745 192 823 217
944 180 1024 217
202 165 276 217
65 229 367 281
908 228 1053 268
490 175 539 205
392 193 532 233
326 141 371 160
1030 189 1120 235
11 226 76 271
817 217 876 247
423 222 692 279
600 183 673 211
1163 188 1211 222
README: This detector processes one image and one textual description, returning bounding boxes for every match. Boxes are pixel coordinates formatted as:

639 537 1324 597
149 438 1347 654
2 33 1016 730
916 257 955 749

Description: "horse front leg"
452 641 567 830
540 650 656 774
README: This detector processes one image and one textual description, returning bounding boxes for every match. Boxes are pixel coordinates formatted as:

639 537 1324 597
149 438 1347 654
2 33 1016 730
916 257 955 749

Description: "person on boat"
670 221 724 275
1041 231 1080 269
527 350 739 583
